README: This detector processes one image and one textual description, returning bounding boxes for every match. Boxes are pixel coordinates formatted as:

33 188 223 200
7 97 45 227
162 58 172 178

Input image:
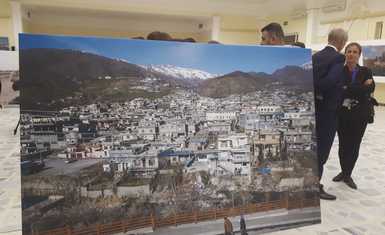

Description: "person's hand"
364 79 373 86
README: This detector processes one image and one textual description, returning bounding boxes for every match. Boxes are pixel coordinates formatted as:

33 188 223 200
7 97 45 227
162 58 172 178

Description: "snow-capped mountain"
115 58 130 63
301 61 313 70
143 64 219 80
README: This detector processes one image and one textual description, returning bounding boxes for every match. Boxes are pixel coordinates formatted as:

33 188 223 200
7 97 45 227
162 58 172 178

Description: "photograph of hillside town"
0 60 19 108
19 34 320 235
363 45 385 76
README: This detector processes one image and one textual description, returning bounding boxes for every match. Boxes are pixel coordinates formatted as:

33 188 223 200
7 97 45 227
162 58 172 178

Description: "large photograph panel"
0 51 19 107
363 45 385 77
19 34 320 235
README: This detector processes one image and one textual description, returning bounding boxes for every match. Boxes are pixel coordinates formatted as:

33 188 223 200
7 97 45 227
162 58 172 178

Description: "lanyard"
351 68 359 84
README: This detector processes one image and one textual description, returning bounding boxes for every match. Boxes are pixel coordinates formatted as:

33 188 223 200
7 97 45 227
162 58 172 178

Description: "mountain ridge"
19 48 313 108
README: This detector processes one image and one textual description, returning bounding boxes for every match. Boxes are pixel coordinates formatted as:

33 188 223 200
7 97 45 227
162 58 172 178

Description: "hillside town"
21 87 317 186
20 87 319 232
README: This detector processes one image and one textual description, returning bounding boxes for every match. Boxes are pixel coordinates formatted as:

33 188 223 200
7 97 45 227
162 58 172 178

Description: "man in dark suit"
312 28 348 200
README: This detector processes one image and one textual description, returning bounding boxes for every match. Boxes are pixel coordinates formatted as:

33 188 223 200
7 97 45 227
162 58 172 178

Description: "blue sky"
20 33 311 75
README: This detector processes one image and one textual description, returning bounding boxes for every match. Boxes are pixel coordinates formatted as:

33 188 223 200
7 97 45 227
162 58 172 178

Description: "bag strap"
369 93 379 106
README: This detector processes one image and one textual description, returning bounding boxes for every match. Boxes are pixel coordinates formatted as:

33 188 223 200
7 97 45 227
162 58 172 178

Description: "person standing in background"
224 217 234 235
260 22 285 46
312 28 348 200
332 42 375 189
240 214 248 235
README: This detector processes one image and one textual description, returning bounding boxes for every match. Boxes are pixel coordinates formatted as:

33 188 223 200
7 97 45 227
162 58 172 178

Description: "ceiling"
4 0 385 34
7 0 385 19
0 0 11 18
15 0 310 18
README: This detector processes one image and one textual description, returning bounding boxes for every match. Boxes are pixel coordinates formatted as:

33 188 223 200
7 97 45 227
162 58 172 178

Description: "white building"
137 125 156 140
205 121 231 134
284 131 312 150
239 112 260 133
206 111 237 121
159 122 186 137
217 134 248 150
215 134 251 176
257 106 282 113
106 151 159 174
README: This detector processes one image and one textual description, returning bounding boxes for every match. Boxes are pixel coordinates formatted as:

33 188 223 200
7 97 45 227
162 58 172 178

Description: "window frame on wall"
375 21 383 40
0 37 10 51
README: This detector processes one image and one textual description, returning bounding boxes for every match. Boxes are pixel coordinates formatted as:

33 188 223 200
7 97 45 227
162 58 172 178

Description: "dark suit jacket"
340 64 375 121
312 46 345 111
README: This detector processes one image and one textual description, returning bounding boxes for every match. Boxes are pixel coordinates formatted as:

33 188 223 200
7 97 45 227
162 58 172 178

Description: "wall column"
10 1 23 50
305 8 319 47
211 15 221 41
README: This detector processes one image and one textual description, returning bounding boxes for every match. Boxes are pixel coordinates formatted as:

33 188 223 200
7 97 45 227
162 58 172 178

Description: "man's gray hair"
328 28 348 44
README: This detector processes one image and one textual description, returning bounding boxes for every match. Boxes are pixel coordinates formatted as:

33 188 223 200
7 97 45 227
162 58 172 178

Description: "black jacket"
312 46 345 111
340 65 375 121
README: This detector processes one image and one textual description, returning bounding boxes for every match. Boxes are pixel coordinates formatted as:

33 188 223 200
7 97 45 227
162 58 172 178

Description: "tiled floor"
270 106 385 235
0 105 22 235
1 105 384 235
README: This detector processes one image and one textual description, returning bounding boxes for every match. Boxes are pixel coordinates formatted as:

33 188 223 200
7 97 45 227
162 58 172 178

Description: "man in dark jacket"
240 214 248 235
260 22 285 46
312 28 348 200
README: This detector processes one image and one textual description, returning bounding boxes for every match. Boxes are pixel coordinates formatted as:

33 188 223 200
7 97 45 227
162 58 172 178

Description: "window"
0 37 9 50
284 33 298 44
375 21 383 40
